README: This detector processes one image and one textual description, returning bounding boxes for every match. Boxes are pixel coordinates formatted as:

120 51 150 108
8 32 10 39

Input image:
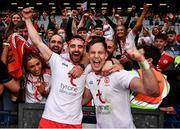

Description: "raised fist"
22 7 33 19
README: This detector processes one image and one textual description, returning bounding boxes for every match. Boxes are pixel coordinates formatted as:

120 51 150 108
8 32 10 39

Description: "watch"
79 64 85 70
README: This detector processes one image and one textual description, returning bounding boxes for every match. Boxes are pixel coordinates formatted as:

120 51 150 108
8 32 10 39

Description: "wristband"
139 60 150 70
3 42 10 47
79 64 85 71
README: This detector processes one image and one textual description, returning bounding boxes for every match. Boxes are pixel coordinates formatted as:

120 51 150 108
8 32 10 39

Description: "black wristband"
79 64 85 71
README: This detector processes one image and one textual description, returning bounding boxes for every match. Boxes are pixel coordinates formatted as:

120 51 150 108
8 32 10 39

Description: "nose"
75 46 79 51
34 65 40 72
94 52 99 58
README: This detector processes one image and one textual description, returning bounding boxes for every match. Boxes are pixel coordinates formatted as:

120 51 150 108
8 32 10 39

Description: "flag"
80 1 87 12
7 33 38 79
156 52 174 71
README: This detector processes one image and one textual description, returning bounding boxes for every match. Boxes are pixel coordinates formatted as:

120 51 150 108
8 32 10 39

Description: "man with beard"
48 34 64 55
22 8 90 128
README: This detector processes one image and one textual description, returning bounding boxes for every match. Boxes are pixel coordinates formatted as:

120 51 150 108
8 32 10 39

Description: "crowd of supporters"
0 3 180 128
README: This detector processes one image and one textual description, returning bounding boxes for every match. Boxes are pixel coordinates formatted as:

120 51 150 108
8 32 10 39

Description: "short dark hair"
14 21 26 29
49 34 65 43
66 35 85 44
87 36 107 52
166 30 176 35
137 45 161 66
77 27 87 33
94 24 103 30
154 33 167 41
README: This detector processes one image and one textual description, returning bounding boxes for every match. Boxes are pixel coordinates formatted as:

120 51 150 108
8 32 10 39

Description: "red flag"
156 52 174 71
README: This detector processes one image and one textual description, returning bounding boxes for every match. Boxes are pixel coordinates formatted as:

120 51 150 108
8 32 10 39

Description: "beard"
69 52 84 64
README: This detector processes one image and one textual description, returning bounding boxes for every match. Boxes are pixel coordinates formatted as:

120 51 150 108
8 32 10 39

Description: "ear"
147 58 153 65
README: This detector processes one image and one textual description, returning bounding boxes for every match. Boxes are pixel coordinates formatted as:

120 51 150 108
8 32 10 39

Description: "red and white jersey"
42 53 90 124
25 69 51 104
115 30 136 56
156 52 174 71
86 70 135 128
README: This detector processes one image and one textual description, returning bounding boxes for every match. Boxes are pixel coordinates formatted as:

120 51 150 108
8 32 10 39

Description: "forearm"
72 18 77 35
77 17 85 29
25 19 52 61
139 60 160 96
132 9 147 35
1 46 9 64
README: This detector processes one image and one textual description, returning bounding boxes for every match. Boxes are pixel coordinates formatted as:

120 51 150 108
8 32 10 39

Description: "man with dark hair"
77 27 88 40
83 38 159 128
48 34 64 55
153 33 174 71
130 45 170 109
93 24 103 36
165 30 180 57
22 8 93 128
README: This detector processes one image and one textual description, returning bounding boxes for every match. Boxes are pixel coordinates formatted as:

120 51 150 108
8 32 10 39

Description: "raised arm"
132 3 149 35
126 48 160 97
22 8 52 61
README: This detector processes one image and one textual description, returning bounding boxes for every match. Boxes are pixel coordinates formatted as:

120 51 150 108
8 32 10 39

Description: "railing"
17 103 164 128
0 103 164 128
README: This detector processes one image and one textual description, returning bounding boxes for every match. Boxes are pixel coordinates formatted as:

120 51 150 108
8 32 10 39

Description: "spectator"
153 34 174 71
22 8 89 128
5 12 22 37
130 45 170 109
23 52 51 104
43 29 54 45
165 30 180 57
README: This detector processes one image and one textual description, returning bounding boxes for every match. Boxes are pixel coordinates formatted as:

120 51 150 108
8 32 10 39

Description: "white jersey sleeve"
114 70 135 89
48 52 64 71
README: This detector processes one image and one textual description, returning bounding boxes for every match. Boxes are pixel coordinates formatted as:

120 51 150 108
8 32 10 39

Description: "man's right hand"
22 7 33 20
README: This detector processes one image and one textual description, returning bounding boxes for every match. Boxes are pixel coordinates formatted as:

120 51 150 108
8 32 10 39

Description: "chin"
92 67 101 73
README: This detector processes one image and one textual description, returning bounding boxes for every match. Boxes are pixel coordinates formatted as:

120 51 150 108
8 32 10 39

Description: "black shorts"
0 60 12 84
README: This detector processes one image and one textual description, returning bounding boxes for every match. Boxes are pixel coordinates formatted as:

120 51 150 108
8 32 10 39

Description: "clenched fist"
21 7 33 20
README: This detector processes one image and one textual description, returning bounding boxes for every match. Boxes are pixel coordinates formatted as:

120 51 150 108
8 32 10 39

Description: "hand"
142 3 149 15
160 107 176 115
22 7 33 20
119 54 129 64
68 65 84 78
112 8 116 13
101 60 124 76
132 5 136 11
126 48 145 62
36 82 46 95
101 60 113 76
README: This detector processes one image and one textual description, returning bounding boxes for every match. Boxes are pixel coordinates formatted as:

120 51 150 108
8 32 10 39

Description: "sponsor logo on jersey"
59 83 78 96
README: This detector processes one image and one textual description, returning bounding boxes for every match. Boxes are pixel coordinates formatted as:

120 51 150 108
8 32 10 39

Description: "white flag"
80 1 87 11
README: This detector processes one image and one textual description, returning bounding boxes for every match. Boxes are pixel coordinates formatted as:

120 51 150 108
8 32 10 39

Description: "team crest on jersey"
104 77 110 86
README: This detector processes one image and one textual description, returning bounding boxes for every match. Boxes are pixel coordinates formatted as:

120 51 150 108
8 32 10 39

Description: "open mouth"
93 60 101 67
73 52 80 57
52 46 60 51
